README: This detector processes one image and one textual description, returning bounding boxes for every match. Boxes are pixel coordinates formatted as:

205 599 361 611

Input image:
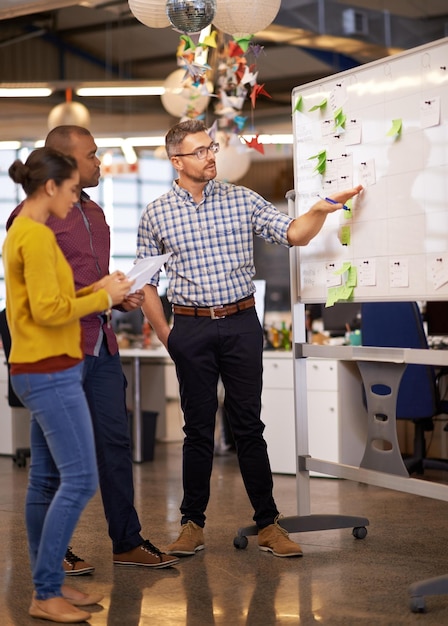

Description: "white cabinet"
261 354 368 475
306 358 367 475
261 352 296 474
0 351 30 456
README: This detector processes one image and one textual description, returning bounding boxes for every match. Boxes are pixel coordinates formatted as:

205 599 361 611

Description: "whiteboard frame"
292 36 448 304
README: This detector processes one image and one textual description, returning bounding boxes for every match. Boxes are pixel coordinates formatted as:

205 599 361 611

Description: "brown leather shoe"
165 521 205 556
63 547 94 576
258 515 303 557
29 596 91 623
113 539 179 568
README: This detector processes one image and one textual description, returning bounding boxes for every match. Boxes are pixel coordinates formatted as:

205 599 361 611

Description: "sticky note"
386 118 402 137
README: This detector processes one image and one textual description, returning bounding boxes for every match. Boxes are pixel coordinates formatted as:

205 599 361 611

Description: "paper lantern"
213 0 281 37
166 0 216 34
161 68 211 118
128 0 170 29
47 102 91 130
215 133 251 182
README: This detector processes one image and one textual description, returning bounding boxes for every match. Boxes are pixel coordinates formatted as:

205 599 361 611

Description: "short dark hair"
45 125 92 154
9 147 78 197
165 120 208 158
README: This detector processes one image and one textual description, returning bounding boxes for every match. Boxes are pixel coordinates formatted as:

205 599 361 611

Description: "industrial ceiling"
1 0 448 142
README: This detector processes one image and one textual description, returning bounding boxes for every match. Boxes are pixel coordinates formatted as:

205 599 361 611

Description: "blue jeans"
82 341 143 553
11 362 98 600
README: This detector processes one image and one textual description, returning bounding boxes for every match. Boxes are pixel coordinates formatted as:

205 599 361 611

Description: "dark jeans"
168 306 279 529
83 341 143 553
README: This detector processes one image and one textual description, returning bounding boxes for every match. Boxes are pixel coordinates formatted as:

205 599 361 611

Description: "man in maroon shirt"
8 125 178 572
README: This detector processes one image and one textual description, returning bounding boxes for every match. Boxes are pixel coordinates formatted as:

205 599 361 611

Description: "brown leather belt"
172 296 255 319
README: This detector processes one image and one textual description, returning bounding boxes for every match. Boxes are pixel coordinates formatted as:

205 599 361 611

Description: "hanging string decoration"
213 34 271 154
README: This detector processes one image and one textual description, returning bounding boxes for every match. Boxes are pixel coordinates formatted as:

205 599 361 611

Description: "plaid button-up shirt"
137 179 293 307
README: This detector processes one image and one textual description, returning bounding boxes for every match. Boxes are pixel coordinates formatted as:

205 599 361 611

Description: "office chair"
0 309 30 467
361 301 448 477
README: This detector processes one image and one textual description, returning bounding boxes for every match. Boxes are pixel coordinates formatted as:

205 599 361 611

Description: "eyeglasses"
174 142 220 160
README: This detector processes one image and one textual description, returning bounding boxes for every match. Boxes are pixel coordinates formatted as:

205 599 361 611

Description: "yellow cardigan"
2 216 110 364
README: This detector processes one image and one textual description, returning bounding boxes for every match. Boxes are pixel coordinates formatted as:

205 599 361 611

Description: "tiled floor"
1 441 448 625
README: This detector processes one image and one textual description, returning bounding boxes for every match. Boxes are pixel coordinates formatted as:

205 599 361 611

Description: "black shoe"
63 546 95 576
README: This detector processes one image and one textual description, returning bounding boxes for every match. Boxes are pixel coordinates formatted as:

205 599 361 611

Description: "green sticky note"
337 285 354 301
293 95 303 112
325 285 354 307
308 149 327 174
309 98 327 112
340 225 351 246
333 107 346 130
334 261 352 275
343 198 353 219
386 118 402 137
325 287 339 307
346 265 357 287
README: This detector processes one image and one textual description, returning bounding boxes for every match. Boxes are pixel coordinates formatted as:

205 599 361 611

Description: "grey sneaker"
258 516 303 557
166 521 205 556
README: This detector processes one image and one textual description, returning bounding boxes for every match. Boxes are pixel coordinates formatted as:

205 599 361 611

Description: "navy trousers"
168 306 279 529
82 341 143 553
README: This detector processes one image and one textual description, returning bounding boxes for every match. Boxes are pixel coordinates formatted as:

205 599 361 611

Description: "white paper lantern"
128 0 170 29
215 133 251 182
47 102 91 130
161 68 211 118
213 0 281 37
166 0 216 34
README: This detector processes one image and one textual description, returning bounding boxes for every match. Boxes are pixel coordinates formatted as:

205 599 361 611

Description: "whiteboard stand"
232 189 369 551
289 38 448 610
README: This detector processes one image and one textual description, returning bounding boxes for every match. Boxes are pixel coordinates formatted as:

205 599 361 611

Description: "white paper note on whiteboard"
127 253 172 292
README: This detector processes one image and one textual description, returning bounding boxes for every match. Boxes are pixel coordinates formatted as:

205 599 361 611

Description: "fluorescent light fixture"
76 82 165 97
0 141 21 149
126 136 165 147
95 138 127 148
0 85 52 97
242 134 293 144
94 137 165 148
121 140 138 165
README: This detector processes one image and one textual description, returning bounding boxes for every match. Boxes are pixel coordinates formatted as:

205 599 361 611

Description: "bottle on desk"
142 318 152 349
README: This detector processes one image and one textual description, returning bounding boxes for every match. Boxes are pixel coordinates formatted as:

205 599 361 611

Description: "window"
0 149 173 306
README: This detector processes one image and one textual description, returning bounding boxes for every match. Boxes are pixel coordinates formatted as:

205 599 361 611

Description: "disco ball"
166 0 216 34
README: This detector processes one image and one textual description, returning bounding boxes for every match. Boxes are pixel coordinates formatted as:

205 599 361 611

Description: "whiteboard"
292 37 448 304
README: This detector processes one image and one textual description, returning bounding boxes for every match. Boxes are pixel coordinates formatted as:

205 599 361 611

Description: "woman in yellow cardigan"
3 147 133 624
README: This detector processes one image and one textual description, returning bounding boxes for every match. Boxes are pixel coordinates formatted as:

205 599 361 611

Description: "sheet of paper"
126 253 172 292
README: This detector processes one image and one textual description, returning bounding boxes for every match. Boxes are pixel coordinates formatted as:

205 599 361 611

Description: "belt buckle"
210 305 225 320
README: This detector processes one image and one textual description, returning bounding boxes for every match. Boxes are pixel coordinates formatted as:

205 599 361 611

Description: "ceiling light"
0 141 21 149
76 83 165 97
0 85 52 97
242 133 293 144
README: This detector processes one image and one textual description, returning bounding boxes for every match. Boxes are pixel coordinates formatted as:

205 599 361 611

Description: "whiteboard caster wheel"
352 526 367 539
233 535 248 550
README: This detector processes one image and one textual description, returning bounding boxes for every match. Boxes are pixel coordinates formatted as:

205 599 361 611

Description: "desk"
295 343 448 507
119 347 181 463
294 342 448 612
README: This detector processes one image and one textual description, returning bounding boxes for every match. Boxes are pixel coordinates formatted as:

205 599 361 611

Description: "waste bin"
128 410 158 462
